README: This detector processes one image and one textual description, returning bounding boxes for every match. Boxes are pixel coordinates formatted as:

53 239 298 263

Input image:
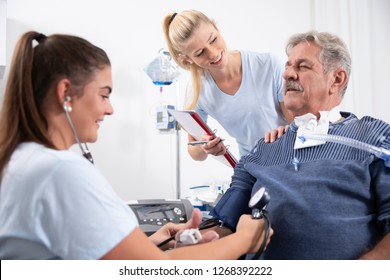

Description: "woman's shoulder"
21 143 91 167
13 142 100 185
239 51 284 78
240 50 273 59
240 50 283 66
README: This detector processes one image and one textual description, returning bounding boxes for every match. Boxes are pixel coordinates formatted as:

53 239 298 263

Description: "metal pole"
176 125 181 199
175 81 181 199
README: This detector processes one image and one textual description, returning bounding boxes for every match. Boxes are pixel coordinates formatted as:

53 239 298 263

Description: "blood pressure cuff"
209 186 252 232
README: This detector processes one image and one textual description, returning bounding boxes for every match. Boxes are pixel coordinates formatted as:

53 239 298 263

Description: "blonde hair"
162 10 217 109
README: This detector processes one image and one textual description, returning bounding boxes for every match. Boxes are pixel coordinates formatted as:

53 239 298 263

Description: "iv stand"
144 49 181 199
175 81 181 199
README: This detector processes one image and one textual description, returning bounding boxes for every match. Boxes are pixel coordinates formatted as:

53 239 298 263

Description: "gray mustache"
284 80 303 92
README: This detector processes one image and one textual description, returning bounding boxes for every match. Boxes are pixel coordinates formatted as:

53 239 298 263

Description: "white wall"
1 0 389 201
0 0 6 79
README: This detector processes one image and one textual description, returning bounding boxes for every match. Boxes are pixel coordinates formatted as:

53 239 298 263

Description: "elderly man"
210 31 390 259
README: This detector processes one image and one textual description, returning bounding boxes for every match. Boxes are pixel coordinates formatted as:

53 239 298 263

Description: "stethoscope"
248 187 271 260
157 187 271 260
63 96 94 164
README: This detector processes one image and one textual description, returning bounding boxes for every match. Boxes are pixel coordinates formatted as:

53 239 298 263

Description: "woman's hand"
201 136 226 156
149 208 219 250
235 214 273 253
264 125 289 143
187 134 226 161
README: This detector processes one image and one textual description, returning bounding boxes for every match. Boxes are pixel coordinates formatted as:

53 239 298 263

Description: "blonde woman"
163 10 292 161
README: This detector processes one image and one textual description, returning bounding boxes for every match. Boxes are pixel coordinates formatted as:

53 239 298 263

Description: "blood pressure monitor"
249 187 270 219
127 198 193 236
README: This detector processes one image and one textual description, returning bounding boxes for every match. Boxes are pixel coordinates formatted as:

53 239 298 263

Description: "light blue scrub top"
0 142 138 259
196 51 287 157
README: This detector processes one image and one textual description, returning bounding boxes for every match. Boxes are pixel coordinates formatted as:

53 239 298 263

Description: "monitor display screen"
132 203 185 223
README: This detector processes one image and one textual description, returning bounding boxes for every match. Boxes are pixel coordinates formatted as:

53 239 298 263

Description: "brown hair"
0 31 110 178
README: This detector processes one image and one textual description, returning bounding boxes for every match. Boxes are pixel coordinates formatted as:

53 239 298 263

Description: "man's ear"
330 68 347 95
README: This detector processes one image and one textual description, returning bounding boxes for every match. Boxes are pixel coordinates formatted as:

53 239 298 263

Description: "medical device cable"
63 100 94 164
157 214 270 260
251 209 271 260
299 133 390 167
156 218 222 248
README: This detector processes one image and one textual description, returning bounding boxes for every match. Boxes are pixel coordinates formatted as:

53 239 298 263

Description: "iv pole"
175 81 181 199
144 50 181 199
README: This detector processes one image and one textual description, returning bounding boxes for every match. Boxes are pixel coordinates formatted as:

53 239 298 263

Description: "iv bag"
144 50 180 86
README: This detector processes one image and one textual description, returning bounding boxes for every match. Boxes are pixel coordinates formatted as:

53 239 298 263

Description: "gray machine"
127 198 193 236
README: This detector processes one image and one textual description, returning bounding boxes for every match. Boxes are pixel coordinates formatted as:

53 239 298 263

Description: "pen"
187 139 225 146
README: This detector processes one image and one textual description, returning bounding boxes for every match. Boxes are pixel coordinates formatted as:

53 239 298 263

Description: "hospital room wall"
1 0 389 201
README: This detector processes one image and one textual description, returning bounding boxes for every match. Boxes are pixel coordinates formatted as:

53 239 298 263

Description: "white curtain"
312 0 390 122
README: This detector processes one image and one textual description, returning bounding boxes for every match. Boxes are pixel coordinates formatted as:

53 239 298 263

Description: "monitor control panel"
127 198 193 236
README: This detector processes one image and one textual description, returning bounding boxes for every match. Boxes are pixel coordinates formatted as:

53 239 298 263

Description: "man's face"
283 42 336 118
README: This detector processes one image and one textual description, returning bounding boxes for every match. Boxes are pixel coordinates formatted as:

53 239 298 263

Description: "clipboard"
168 109 238 168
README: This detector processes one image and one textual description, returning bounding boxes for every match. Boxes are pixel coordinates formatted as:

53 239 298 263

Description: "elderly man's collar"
294 105 342 127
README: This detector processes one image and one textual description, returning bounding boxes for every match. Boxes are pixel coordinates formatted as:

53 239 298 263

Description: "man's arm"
359 232 390 259
208 160 256 232
206 225 233 238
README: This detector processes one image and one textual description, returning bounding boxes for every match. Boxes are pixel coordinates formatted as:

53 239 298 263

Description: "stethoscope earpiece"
63 96 72 112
